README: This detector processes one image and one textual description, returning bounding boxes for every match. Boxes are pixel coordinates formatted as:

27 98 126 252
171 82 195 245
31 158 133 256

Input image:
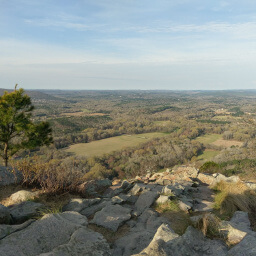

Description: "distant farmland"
65 132 168 158
195 134 243 162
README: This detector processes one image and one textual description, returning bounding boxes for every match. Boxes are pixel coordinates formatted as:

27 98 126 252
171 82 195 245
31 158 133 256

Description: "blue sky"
1 0 256 90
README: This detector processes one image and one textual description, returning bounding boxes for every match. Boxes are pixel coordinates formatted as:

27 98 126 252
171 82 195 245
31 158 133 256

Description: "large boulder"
221 211 252 245
134 226 228 256
78 179 111 196
0 166 23 186
91 204 131 232
0 219 34 239
0 211 111 256
0 204 11 224
197 173 216 186
113 209 170 256
9 201 44 223
228 234 256 256
9 190 39 204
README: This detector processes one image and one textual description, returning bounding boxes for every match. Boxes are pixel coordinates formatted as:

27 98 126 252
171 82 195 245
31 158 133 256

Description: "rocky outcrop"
8 201 44 224
1 165 256 255
78 179 112 196
0 211 111 256
133 225 228 256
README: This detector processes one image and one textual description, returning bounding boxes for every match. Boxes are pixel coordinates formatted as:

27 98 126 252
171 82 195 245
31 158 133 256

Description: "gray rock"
133 191 158 216
162 185 173 195
221 211 252 245
156 195 170 204
193 199 214 212
114 230 156 256
213 173 241 184
9 190 39 204
128 183 148 196
228 234 256 256
9 201 44 223
80 200 111 217
113 209 170 256
197 173 216 186
178 199 193 212
162 183 184 197
134 226 228 256
0 166 23 186
0 204 11 224
121 180 133 191
0 219 34 239
150 223 179 243
111 194 129 204
62 198 101 212
230 211 251 232
78 179 111 196
151 185 164 194
38 228 111 256
91 204 131 232
0 211 93 256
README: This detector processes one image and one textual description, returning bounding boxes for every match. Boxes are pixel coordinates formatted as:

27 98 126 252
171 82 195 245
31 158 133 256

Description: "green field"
196 150 220 161
65 132 167 158
195 134 222 144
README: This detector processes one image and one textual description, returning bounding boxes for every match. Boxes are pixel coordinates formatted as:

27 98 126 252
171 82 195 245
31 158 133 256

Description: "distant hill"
0 88 63 101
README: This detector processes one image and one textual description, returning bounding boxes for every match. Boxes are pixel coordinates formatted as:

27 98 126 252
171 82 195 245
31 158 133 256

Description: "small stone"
156 195 170 204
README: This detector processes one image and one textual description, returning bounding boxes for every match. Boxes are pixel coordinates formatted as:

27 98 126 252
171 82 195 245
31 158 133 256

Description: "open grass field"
196 149 220 161
65 132 168 158
195 134 222 144
195 134 243 162
212 139 243 148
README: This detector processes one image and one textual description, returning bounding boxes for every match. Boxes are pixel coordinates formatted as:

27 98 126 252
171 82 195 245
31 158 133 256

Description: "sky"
1 0 256 90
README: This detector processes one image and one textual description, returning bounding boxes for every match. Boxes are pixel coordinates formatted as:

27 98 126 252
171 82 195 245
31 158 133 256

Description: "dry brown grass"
194 213 222 239
213 181 256 230
154 200 191 235
0 184 24 206
211 139 243 148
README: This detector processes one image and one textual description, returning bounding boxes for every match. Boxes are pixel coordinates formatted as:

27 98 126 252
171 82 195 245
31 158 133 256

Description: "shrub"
213 181 256 230
200 161 220 174
15 156 84 194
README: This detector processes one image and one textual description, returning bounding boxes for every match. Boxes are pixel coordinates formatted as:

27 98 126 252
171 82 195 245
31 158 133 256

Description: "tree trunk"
3 143 8 167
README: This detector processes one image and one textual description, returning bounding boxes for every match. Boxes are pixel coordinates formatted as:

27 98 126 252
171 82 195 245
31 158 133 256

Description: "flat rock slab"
38 228 111 256
62 198 101 213
80 200 112 218
114 209 170 256
0 212 91 256
9 201 44 224
134 226 228 256
91 204 131 232
133 191 158 216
